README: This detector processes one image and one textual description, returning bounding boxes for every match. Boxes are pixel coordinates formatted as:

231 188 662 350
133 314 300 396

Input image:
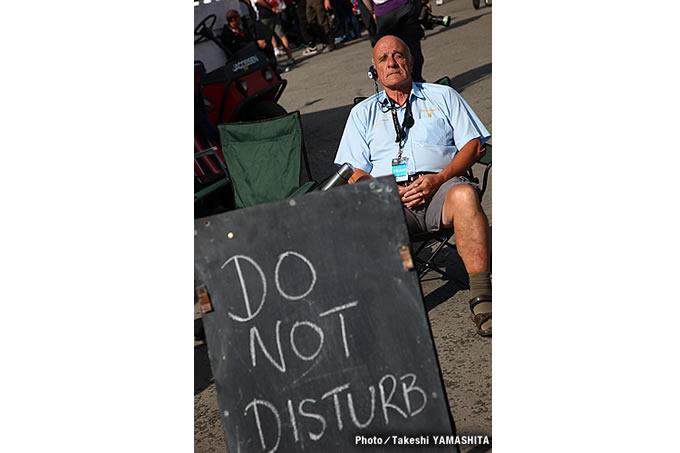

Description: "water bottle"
318 163 355 191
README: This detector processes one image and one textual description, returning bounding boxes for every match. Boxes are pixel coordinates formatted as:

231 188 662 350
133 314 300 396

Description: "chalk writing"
250 321 286 373
243 372 429 452
274 251 317 300
219 251 434 452
289 321 324 361
220 255 266 322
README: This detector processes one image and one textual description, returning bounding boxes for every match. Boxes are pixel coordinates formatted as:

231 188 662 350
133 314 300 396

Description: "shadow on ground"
299 104 353 180
290 35 371 68
418 242 470 311
449 63 492 94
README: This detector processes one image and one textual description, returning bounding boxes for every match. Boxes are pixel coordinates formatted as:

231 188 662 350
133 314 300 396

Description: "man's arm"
401 138 484 209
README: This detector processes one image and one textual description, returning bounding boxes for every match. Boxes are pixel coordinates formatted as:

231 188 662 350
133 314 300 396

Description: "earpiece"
367 65 378 81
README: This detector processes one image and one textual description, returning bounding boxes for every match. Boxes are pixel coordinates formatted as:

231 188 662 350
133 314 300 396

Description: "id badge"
391 157 408 182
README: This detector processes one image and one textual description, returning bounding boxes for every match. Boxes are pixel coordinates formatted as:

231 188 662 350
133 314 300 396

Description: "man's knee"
444 184 480 210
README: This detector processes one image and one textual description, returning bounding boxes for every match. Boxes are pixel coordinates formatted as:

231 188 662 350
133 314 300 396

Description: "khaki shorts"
402 175 481 234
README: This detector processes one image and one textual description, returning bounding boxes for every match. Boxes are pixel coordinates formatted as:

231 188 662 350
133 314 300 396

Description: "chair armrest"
194 177 230 203
286 181 316 198
478 142 492 166
194 147 228 174
477 143 492 197
193 146 219 159
289 180 316 198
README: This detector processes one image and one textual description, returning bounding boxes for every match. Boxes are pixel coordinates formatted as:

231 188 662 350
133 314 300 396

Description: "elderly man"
334 35 492 336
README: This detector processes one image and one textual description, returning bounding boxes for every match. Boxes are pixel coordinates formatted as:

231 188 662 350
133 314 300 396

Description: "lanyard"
388 96 414 159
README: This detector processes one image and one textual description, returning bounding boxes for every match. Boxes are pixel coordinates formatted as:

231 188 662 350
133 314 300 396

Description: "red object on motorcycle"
201 48 286 126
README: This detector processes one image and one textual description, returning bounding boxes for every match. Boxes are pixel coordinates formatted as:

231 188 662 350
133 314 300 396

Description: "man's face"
372 37 413 90
229 15 241 28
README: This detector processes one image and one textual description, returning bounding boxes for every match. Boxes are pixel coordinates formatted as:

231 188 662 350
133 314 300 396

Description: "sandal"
469 295 492 337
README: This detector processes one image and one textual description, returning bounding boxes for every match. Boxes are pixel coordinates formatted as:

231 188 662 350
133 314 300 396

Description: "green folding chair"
217 111 315 209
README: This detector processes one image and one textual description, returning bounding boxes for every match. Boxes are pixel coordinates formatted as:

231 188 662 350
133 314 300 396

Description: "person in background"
306 0 336 52
221 9 269 55
330 0 360 42
297 0 322 55
357 0 377 46
252 0 296 66
221 9 291 73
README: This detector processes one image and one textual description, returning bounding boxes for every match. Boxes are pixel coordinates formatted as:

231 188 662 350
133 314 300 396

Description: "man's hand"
348 168 372 184
324 0 332 11
401 174 444 209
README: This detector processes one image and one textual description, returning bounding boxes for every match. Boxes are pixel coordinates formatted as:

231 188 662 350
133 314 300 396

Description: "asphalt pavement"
195 2 492 451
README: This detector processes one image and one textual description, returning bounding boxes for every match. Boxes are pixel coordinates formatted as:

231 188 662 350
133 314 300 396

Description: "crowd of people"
221 0 379 72
221 0 440 81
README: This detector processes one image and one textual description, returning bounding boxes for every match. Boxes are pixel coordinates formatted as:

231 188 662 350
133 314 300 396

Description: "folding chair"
411 144 491 280
217 111 315 209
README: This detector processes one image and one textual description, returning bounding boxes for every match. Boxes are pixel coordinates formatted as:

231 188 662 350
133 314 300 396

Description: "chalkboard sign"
194 177 456 452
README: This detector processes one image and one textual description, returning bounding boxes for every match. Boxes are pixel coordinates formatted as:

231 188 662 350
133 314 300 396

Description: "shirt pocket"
410 117 450 146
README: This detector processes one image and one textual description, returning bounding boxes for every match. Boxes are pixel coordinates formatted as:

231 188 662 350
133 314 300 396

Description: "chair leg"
414 236 469 287
415 238 454 279
413 240 430 257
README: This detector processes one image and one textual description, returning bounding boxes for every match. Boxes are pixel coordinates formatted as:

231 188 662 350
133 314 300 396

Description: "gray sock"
469 272 491 314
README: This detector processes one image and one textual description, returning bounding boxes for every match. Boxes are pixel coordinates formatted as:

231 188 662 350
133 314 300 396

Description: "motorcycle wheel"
473 0 481 9
240 100 287 121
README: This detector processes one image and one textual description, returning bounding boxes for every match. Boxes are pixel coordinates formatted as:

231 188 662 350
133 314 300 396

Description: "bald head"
373 36 411 62
372 35 414 91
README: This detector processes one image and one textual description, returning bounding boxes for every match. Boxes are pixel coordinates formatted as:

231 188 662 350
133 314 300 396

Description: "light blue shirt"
334 82 490 177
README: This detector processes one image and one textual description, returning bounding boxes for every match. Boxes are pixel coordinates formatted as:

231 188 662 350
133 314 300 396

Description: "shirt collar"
410 82 426 100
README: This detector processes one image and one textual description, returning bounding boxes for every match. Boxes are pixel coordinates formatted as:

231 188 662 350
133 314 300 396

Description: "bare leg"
281 35 294 60
441 184 491 334
441 185 489 274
